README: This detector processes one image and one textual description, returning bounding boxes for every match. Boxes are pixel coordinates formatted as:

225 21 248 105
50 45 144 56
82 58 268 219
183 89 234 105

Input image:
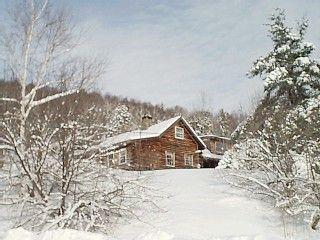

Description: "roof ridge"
101 115 208 150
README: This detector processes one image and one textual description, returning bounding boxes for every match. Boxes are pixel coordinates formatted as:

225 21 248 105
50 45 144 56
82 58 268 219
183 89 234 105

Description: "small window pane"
184 154 193 166
166 152 175 167
108 153 114 160
175 127 184 139
119 150 126 164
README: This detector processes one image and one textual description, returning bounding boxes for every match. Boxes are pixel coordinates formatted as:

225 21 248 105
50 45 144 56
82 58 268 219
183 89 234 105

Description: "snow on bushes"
0 106 157 233
219 9 320 229
0 1 156 234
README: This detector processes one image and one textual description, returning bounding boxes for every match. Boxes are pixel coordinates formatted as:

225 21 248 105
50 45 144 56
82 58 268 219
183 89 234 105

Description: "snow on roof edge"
180 117 206 149
101 115 206 150
201 148 223 160
101 116 181 149
199 134 231 141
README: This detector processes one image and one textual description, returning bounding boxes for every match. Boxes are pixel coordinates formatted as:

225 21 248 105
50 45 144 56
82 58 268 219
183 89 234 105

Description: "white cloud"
72 0 320 112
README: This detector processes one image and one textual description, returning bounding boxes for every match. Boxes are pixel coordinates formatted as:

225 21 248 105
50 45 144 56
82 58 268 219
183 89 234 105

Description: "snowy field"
2 169 320 240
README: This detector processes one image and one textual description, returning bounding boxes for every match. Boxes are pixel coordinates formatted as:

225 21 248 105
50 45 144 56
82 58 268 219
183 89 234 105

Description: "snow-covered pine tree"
219 9 320 229
107 105 134 137
216 109 233 137
250 9 320 105
233 9 320 142
188 110 213 135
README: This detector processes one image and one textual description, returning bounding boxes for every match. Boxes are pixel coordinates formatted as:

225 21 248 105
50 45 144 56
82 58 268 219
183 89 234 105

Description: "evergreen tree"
249 9 320 105
220 10 320 229
188 110 213 135
107 105 133 137
217 109 233 137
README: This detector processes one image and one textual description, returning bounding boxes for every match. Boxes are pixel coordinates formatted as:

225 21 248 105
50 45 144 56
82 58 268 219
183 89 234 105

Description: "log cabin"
101 116 207 170
199 134 232 168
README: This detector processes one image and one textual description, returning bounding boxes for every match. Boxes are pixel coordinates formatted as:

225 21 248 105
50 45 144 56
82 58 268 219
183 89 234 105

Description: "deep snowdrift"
2 169 320 240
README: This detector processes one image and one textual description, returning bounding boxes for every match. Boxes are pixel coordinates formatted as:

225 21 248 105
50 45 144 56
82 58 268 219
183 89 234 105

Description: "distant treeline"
0 79 246 137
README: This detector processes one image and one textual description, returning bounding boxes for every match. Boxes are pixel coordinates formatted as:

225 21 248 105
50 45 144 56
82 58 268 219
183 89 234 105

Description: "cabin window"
119 149 127 164
165 151 175 167
106 152 114 167
175 126 184 139
184 154 193 166
108 153 114 160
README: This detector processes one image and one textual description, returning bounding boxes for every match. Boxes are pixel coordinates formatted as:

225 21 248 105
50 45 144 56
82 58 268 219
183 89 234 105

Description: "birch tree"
0 2 161 233
0 0 103 202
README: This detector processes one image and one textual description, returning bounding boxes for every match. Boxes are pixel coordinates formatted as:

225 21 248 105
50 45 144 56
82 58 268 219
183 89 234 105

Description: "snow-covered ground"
2 169 320 240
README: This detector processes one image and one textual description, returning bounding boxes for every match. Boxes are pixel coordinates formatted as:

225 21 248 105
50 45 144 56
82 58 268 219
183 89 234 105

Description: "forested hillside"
0 80 246 138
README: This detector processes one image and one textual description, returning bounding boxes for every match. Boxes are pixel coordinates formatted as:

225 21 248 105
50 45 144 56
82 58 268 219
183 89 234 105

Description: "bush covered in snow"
0 0 157 234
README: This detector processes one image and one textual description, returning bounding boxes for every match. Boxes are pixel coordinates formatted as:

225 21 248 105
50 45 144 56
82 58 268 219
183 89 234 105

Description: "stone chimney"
141 113 152 130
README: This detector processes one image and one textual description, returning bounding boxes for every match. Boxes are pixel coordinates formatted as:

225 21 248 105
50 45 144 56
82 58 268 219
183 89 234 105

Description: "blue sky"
2 1 320 112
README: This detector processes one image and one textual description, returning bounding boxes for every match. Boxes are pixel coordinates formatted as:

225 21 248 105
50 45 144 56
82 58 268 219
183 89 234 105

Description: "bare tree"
0 1 161 233
0 0 103 202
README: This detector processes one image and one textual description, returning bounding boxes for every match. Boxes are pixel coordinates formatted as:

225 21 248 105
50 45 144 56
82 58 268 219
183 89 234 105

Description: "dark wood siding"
130 120 201 170
202 137 231 155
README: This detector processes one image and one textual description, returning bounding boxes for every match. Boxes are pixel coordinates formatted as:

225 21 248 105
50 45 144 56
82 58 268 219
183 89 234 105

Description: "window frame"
119 148 127 165
108 152 114 160
165 151 175 167
175 126 184 139
106 152 114 167
184 154 193 166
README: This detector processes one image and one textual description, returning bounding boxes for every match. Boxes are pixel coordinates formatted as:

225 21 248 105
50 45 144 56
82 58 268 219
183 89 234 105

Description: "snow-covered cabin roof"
201 149 223 160
199 134 231 141
102 116 206 149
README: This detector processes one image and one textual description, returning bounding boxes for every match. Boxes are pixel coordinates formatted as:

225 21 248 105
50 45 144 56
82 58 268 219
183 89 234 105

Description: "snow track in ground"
114 169 320 240
2 169 320 240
